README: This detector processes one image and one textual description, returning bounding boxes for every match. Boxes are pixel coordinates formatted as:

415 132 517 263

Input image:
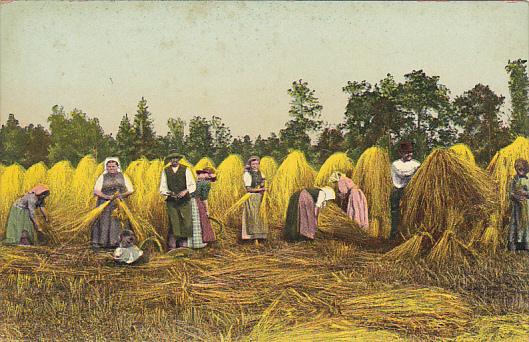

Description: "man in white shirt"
159 152 196 250
390 141 421 239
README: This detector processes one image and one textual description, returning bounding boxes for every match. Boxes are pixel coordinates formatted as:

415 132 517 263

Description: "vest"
101 173 127 195
164 165 190 203
248 170 264 188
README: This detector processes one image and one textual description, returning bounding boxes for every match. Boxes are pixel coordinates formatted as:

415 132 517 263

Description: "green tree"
454 84 511 166
132 97 157 159
210 116 232 164
23 124 51 167
186 116 213 163
398 70 453 159
116 114 136 166
0 114 29 165
315 126 345 164
280 79 323 159
47 105 111 165
230 135 253 161
166 117 186 153
505 59 529 136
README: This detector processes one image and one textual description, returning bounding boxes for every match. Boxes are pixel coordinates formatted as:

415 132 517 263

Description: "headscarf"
30 184 50 196
329 171 344 183
320 186 336 201
103 157 122 174
245 156 260 171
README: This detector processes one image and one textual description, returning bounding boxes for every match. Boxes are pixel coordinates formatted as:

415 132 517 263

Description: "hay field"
1 141 529 341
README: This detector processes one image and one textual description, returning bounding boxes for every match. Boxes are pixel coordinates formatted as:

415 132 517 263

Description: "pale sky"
1 1 528 138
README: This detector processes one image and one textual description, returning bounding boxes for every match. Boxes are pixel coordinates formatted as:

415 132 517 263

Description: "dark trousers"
390 187 404 239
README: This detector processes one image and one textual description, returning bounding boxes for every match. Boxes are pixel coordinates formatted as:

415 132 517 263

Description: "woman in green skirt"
4 184 50 245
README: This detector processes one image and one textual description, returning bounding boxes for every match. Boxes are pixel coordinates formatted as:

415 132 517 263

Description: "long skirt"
509 200 529 248
182 199 207 249
4 205 35 245
283 190 317 241
241 193 268 240
196 199 215 243
91 199 122 248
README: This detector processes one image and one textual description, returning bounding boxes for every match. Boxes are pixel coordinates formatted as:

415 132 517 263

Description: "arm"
120 175 134 198
39 207 48 223
27 196 39 231
94 175 112 200
159 171 171 196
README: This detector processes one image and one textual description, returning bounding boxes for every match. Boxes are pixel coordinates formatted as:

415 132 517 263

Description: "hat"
320 186 336 201
398 141 414 153
30 184 50 196
329 171 344 183
165 151 184 163
103 157 122 174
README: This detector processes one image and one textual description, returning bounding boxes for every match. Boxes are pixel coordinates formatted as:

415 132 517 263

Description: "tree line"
1 59 527 169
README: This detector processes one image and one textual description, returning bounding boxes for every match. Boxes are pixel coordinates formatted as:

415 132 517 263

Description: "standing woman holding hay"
4 184 50 245
508 158 529 251
91 158 134 249
241 156 268 242
283 186 335 241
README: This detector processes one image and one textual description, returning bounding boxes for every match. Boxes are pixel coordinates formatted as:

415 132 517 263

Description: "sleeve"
159 171 170 195
243 172 252 187
315 190 326 208
94 175 104 192
123 174 134 193
186 168 197 193
113 247 123 258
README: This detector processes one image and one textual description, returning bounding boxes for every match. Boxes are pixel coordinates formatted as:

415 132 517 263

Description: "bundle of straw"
46 160 74 210
0 164 25 232
352 147 392 238
70 155 98 208
260 156 278 181
396 148 496 262
449 144 476 166
21 162 48 192
266 150 316 227
208 154 246 219
193 157 216 174
318 203 375 245
125 158 150 215
486 136 529 231
314 152 355 187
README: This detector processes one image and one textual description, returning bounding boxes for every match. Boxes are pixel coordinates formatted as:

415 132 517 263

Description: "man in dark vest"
159 152 196 250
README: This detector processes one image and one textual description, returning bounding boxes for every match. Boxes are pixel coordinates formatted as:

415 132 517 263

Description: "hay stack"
45 160 74 211
0 164 25 233
21 162 48 192
193 157 216 174
449 144 476 166
209 154 246 222
352 147 392 238
393 148 496 263
314 152 354 187
125 158 150 215
260 156 278 181
143 159 167 229
267 150 316 227
487 136 529 227
70 156 98 208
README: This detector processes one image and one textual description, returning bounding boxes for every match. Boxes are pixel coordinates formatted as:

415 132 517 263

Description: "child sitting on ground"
113 230 144 264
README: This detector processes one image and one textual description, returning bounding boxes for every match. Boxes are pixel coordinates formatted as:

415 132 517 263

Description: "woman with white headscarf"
91 157 134 249
283 186 335 241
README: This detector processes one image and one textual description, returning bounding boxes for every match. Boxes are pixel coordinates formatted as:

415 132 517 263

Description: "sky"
1 1 528 138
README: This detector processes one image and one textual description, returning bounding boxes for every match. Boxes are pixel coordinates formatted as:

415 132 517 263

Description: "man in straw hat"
159 151 196 250
390 141 421 239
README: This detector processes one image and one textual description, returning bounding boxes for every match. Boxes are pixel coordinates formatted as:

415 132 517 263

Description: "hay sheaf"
260 156 278 181
193 157 216 174
352 147 392 238
21 162 48 193
0 164 26 233
314 152 355 187
267 150 316 227
449 144 476 166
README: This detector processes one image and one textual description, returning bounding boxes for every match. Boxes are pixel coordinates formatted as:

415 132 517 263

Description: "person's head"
119 229 136 248
106 160 119 174
514 158 529 176
30 184 50 201
398 141 414 162
196 169 209 180
166 151 183 167
246 156 260 171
